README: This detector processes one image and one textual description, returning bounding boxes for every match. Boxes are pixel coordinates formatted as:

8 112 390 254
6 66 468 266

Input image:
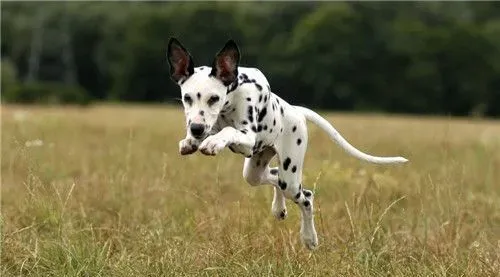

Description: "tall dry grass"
1 104 499 276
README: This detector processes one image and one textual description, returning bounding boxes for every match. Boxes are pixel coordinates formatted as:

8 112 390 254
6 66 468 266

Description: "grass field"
1 104 500 276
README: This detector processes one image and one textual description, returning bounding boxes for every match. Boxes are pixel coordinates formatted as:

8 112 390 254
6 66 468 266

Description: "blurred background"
1 1 499 117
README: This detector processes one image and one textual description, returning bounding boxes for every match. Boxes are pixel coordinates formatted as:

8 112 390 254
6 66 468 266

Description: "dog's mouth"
192 134 205 140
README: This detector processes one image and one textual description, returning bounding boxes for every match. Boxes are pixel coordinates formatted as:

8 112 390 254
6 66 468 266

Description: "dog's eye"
207 95 220 106
183 94 193 105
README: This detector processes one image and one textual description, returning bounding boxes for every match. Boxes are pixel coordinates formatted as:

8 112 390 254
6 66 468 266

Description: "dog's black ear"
210 39 240 86
167 37 195 84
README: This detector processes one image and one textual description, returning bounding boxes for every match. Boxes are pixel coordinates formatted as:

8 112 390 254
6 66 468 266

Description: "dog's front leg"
199 127 255 156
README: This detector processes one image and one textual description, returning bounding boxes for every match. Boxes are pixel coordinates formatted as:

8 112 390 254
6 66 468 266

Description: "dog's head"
167 38 240 140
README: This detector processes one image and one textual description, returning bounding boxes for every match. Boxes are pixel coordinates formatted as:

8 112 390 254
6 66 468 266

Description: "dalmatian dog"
167 38 408 250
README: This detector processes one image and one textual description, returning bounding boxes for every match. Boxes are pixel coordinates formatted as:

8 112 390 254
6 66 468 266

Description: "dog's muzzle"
189 123 205 139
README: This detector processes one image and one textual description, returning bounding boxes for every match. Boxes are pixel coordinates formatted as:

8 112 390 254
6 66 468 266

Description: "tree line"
2 2 500 117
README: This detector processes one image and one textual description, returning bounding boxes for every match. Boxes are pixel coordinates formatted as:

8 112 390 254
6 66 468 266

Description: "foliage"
1 58 18 95
2 81 91 105
1 2 499 116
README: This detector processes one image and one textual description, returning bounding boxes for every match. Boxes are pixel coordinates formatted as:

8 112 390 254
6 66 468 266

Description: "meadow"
1 104 499 276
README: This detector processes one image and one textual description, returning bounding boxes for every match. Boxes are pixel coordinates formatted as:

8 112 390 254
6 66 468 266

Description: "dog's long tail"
294 106 408 164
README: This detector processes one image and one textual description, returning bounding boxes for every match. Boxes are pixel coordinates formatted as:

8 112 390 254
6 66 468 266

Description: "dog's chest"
212 67 288 156
219 95 284 156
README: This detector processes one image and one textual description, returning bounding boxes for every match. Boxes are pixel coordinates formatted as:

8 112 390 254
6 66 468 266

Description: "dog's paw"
199 135 227 156
179 138 199 155
272 208 288 221
300 228 318 250
272 196 288 221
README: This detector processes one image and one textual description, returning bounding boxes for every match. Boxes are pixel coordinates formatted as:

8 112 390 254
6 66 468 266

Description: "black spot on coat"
257 108 267 122
248 106 254 122
283 157 291 171
278 180 287 190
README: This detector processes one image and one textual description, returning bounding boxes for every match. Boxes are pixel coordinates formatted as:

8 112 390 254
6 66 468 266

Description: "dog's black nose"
190 123 205 138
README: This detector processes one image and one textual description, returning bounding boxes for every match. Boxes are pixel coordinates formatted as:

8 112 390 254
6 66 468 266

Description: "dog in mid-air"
167 38 408 250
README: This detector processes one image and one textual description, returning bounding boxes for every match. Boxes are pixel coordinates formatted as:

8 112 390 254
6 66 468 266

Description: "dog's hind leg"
275 117 318 250
242 147 288 220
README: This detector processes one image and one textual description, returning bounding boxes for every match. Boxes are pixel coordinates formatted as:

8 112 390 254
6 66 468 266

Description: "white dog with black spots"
167 38 408 250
